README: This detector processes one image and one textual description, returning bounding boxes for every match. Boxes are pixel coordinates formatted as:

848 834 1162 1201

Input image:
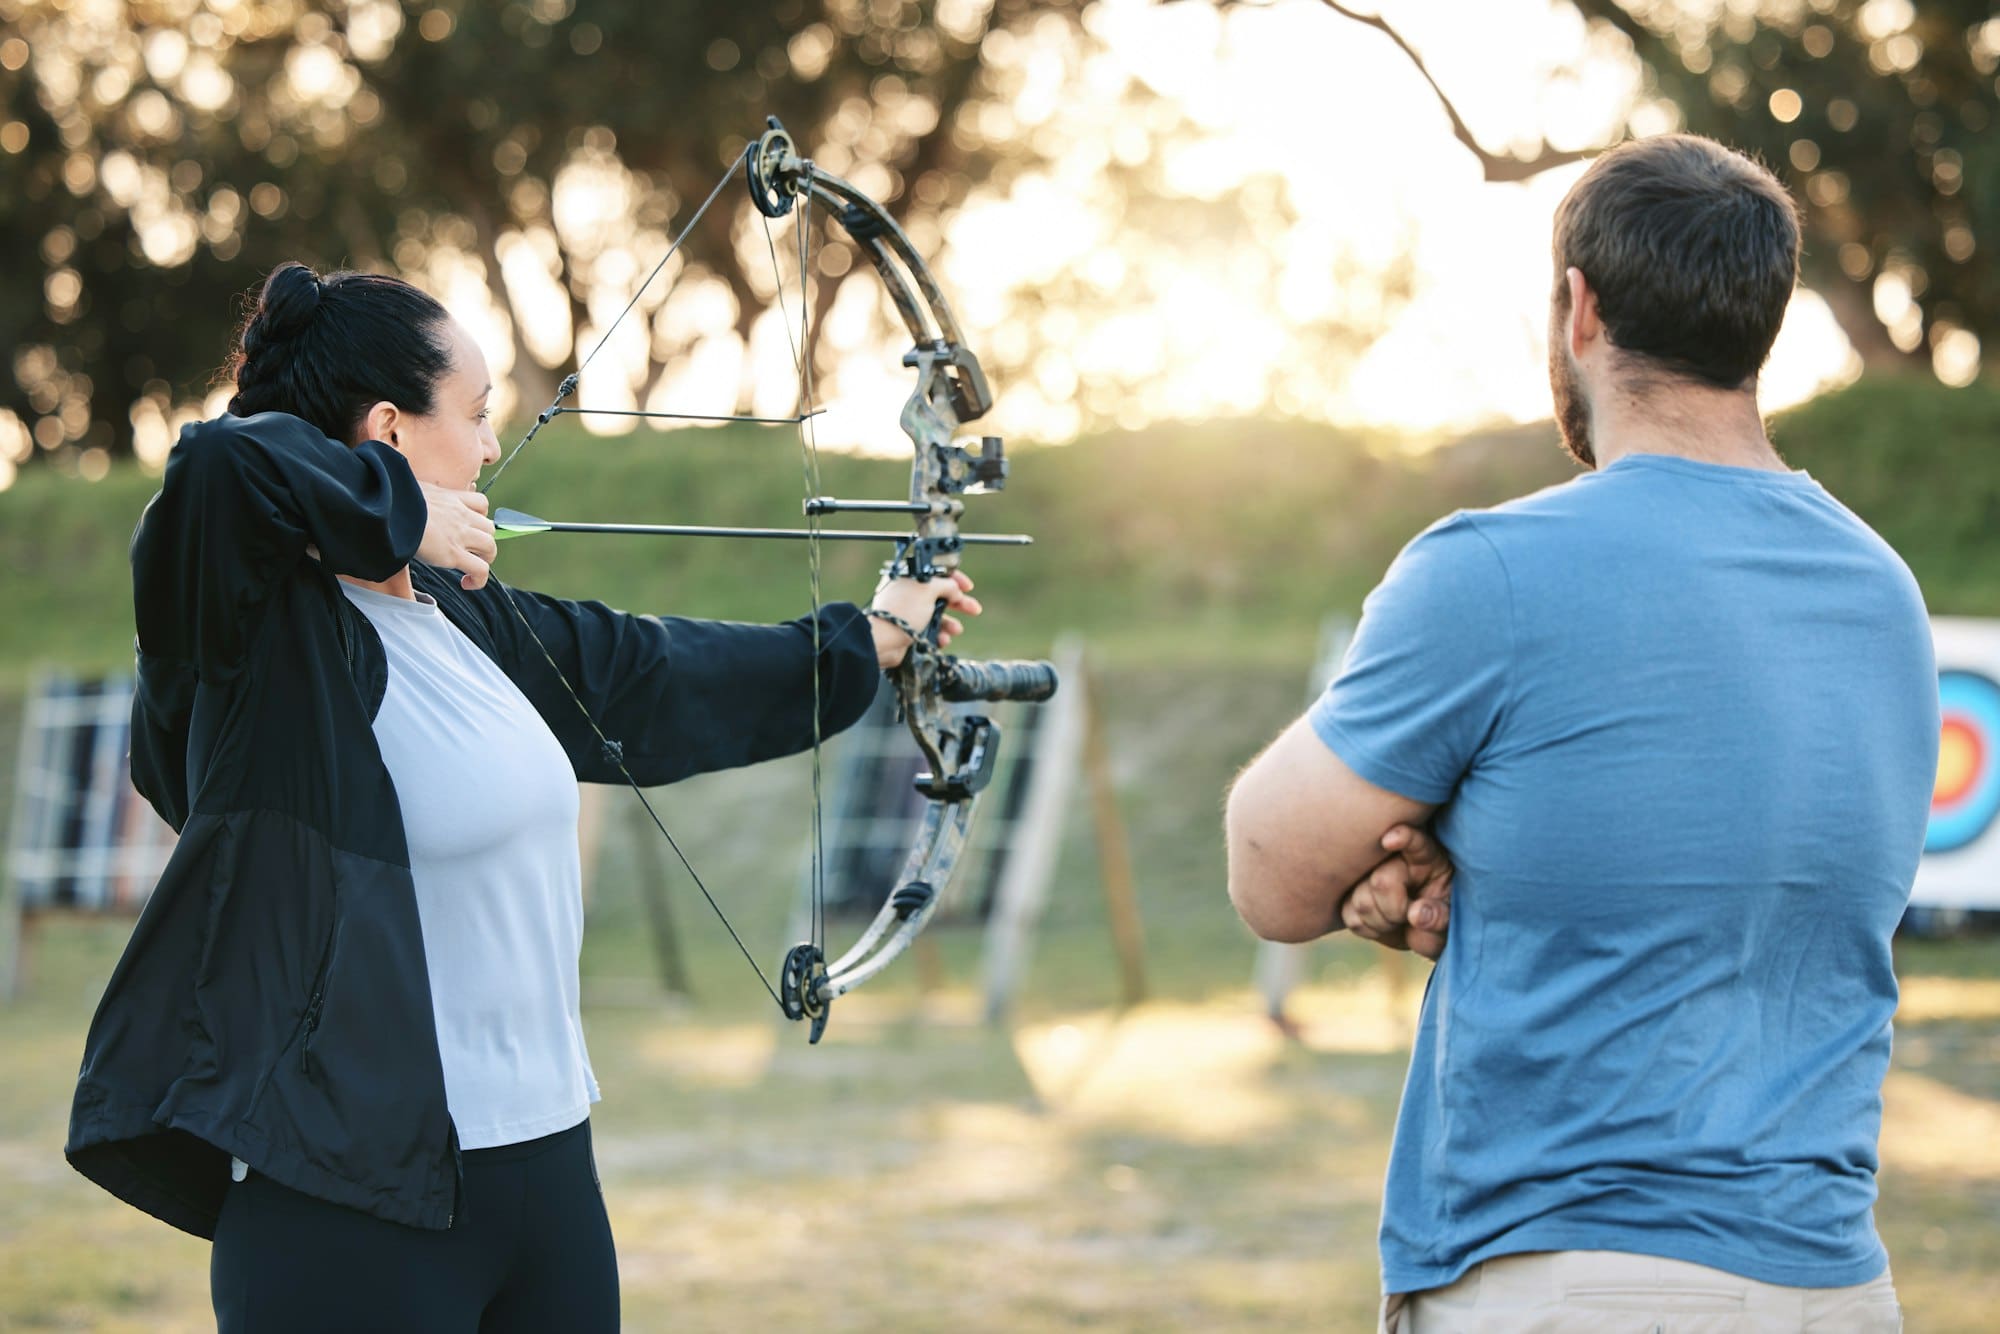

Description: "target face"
1927 670 2000 854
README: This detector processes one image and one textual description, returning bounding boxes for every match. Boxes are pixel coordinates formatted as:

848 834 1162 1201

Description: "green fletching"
492 508 551 539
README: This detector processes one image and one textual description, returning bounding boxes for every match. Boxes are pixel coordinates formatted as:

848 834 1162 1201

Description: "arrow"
492 508 1033 546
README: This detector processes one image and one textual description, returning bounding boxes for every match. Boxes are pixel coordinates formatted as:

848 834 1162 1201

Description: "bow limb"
822 799 972 995
750 120 994 423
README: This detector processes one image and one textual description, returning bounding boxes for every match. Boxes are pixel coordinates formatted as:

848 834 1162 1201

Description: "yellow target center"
1935 719 1982 805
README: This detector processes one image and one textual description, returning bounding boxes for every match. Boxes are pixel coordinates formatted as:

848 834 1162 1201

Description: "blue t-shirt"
1310 453 1938 1293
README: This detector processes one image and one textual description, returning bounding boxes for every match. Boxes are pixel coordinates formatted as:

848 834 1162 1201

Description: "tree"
1309 0 1997 383
0 0 1084 471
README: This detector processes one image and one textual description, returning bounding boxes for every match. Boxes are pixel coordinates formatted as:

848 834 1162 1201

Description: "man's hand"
1340 823 1454 960
418 482 498 590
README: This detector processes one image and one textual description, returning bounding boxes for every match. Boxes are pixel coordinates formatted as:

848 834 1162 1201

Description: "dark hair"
1552 135 1801 389
224 262 454 441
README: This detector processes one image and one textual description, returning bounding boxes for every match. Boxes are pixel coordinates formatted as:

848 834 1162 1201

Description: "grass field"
4 669 2000 1331
7 383 2000 1327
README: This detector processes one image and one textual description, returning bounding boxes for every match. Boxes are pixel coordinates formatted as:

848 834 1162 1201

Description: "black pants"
211 1118 618 1333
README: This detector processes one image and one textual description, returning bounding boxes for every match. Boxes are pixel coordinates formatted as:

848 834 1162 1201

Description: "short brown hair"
1552 134 1801 389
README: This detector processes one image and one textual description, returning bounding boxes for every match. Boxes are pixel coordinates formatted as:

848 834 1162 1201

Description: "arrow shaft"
550 406 827 426
525 519 1031 544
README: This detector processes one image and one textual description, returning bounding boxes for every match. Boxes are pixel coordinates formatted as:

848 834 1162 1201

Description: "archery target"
1914 617 2000 910
1926 669 2000 855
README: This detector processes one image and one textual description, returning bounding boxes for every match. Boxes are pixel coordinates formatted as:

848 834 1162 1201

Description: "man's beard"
1549 308 1595 468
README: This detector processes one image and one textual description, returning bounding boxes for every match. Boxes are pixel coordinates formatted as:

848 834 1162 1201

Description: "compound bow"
484 117 1058 1043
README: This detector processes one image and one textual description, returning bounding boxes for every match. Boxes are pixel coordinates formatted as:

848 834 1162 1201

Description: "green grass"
9 377 2000 690
0 411 1577 687
1780 378 2000 616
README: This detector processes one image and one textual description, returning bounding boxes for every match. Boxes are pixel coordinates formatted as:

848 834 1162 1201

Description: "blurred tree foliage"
1 0 1089 470
1572 0 1997 380
1327 0 1997 380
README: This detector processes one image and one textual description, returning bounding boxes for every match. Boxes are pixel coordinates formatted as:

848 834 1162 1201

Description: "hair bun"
252 261 324 344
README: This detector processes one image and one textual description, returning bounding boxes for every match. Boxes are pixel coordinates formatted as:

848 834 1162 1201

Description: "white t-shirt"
340 581 598 1150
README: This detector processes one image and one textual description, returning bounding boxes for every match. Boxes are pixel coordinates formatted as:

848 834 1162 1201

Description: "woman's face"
359 318 501 489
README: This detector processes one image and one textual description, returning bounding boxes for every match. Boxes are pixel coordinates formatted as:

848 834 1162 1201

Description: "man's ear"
360 401 401 448
1565 266 1602 360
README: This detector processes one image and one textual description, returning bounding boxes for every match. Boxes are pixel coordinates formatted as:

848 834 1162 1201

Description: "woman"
64 261 977 1331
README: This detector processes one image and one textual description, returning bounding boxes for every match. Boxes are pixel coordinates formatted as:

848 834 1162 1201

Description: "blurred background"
3 0 2000 1329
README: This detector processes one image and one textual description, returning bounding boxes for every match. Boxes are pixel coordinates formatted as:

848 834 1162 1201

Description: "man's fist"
1339 823 1453 961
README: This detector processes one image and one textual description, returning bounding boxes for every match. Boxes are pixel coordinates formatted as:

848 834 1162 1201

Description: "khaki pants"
1380 1251 1902 1333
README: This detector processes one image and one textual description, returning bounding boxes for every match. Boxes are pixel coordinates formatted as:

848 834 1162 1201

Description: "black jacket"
65 412 878 1238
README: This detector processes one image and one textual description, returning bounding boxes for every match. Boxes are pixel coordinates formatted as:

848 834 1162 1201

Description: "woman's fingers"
871 570 983 642
465 519 497 564
934 576 982 617
419 483 503 586
456 551 492 591
453 503 497 586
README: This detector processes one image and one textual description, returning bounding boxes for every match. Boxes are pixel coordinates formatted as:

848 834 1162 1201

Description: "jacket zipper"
297 986 326 1075
239 922 336 1119
292 908 337 1079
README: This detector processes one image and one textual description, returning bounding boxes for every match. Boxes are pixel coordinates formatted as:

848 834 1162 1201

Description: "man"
1226 135 1935 1332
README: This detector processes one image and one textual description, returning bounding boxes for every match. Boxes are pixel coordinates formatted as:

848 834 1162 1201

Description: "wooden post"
623 795 694 998
913 931 946 995
980 638 1087 1023
1254 616 1355 1030
980 640 1150 1023
0 674 54 1004
1080 660 1147 1009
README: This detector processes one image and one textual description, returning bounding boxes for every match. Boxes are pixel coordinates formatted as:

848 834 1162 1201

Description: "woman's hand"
867 569 983 669
418 482 499 590
1339 823 1454 961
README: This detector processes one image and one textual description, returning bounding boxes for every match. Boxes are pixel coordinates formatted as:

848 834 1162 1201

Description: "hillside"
1 377 1995 685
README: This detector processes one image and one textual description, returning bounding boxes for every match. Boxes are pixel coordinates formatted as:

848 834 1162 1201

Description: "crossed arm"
1225 716 1454 958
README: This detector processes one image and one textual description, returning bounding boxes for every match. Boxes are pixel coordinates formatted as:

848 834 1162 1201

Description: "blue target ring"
1926 670 2000 854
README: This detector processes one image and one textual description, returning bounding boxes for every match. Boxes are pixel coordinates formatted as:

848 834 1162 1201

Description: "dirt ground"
3 919 1998 1332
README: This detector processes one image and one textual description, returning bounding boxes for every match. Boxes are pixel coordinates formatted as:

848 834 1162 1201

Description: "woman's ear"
359 400 401 448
